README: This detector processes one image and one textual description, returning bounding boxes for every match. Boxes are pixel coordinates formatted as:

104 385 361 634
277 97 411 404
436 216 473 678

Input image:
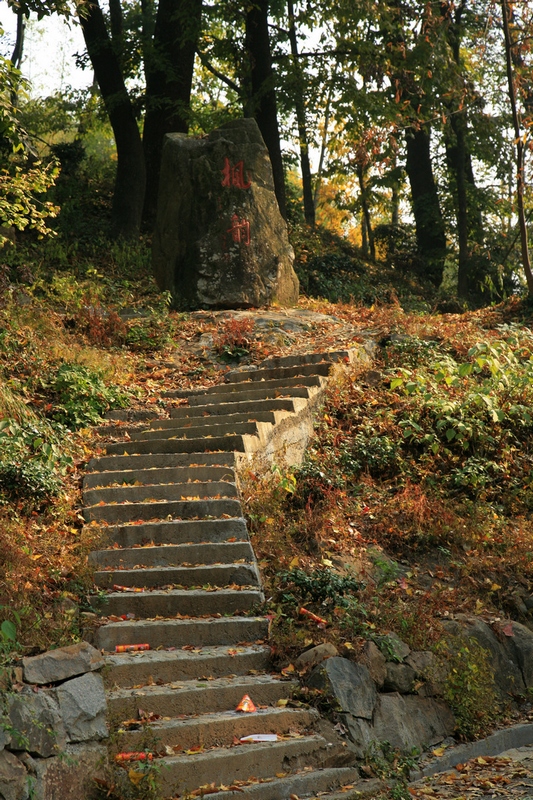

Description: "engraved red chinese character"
221 157 251 189
227 214 251 245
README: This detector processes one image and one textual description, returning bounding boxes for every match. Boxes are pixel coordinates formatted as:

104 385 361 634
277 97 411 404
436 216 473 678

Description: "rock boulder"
307 657 377 720
22 642 104 686
153 118 299 310
55 673 107 743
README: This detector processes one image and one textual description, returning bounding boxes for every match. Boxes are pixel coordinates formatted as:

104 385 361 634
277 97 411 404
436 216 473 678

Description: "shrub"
0 418 70 509
436 636 501 739
46 363 129 429
213 317 255 360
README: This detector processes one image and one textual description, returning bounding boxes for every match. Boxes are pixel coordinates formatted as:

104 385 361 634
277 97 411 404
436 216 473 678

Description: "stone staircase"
83 350 366 799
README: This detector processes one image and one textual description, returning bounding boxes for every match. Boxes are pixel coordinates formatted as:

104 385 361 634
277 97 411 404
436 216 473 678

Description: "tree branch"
196 49 242 96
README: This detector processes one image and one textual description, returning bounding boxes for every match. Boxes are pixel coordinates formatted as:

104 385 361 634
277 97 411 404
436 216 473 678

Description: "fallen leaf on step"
128 770 145 786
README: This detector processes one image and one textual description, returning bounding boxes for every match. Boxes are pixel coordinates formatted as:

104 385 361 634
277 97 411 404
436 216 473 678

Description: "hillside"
2 234 533 798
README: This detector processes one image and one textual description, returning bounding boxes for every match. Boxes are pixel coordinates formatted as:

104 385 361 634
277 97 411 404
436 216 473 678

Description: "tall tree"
78 0 146 239
77 0 203 237
501 0 533 294
143 0 203 221
286 0 314 225
245 0 287 218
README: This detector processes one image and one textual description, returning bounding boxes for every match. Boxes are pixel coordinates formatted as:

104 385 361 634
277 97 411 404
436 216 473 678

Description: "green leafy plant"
46 363 129 429
0 418 70 508
435 636 501 739
277 567 360 610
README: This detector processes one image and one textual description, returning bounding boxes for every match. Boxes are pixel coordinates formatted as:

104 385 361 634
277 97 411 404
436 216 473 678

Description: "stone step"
94 562 261 590
156 735 330 796
92 518 250 549
103 644 271 688
187 386 316 407
83 464 236 490
86 451 236 475
185 767 364 800
83 480 238 507
132 420 263 442
224 362 333 384
96 616 269 652
120 706 318 752
169 397 305 420
105 410 162 422
259 350 353 370
90 541 255 569
93 587 263 618
138 410 280 432
83 497 243 524
107 674 297 720
104 434 250 457
184 375 323 400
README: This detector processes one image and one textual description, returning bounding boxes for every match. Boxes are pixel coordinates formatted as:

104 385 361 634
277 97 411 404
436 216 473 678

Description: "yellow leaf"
276 698 288 707
289 556 299 568
128 770 145 786
491 583 501 591
343 642 354 650
432 747 446 756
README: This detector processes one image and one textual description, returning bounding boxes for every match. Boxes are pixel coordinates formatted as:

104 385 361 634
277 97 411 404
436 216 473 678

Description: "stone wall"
1 642 108 800
297 617 533 759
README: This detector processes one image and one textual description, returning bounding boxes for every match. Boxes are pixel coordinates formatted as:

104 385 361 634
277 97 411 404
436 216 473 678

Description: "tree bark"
287 0 314 226
142 0 203 223
78 0 146 239
357 163 375 261
405 125 447 287
245 0 287 219
10 8 25 107
501 0 533 295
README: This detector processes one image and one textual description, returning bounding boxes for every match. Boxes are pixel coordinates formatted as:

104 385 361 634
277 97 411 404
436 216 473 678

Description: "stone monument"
152 118 299 309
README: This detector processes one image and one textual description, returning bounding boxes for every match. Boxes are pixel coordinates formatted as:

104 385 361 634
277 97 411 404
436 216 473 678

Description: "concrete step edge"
94 562 262 589
95 616 270 651
179 766 366 800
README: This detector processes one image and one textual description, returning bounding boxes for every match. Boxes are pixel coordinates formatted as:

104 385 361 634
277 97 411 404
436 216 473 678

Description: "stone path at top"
82 348 372 799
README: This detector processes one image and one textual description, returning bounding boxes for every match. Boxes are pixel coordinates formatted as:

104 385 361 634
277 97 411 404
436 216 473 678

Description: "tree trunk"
10 9 25 106
357 163 375 261
78 0 145 239
445 114 469 296
287 0 314 226
501 0 533 295
442 0 485 298
405 125 447 287
142 0 203 223
245 0 287 219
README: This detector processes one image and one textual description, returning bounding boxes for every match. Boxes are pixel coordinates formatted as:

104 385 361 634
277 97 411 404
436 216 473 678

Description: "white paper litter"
239 734 278 743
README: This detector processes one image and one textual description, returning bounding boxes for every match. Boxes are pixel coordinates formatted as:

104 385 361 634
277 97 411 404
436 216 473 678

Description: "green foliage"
329 329 533 512
0 607 21 661
45 363 129 429
0 417 70 508
436 637 501 739
277 567 360 609
363 739 420 782
291 223 431 307
0 160 60 244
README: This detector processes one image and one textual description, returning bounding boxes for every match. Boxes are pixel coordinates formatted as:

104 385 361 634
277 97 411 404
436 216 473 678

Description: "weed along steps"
83 348 367 799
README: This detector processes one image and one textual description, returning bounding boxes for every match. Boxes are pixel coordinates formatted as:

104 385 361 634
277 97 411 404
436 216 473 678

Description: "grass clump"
45 362 130 429
437 636 501 739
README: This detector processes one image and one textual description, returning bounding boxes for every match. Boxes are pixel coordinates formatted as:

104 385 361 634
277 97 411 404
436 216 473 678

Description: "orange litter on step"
236 694 257 712
115 644 151 653
113 585 146 593
299 607 328 626
115 752 153 762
